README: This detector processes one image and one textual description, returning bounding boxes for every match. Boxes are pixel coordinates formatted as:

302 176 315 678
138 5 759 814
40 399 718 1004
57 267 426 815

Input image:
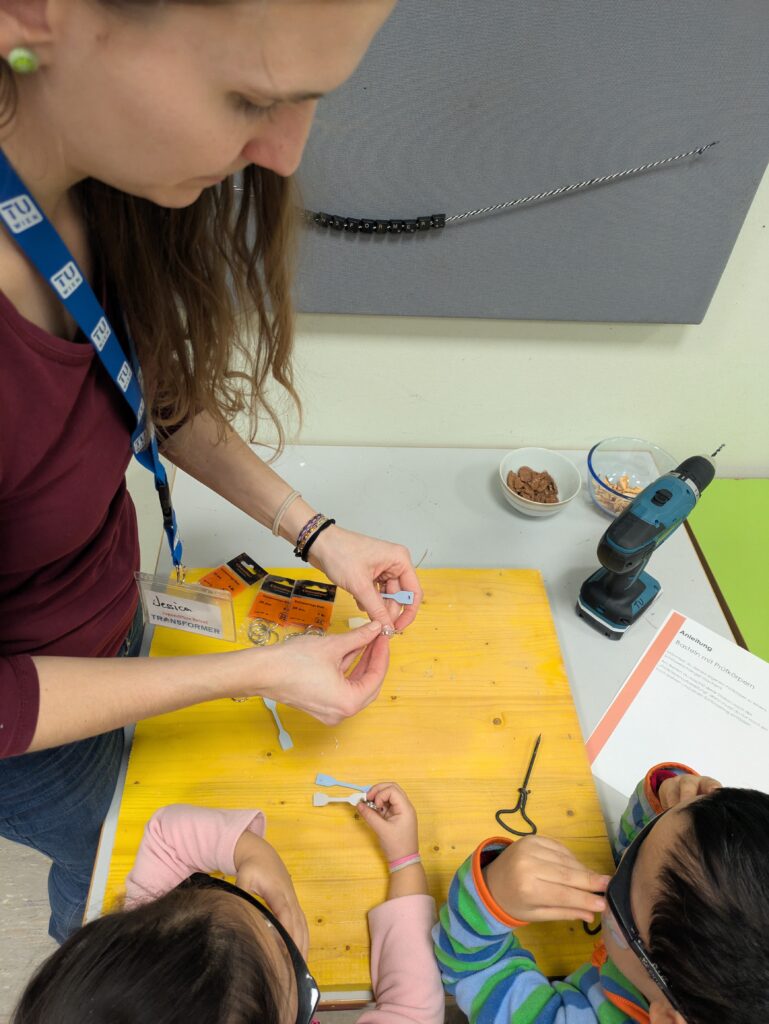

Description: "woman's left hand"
308 525 422 631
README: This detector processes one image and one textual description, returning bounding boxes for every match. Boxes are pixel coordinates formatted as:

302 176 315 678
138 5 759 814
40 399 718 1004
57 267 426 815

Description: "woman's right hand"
28 621 388 753
243 620 389 725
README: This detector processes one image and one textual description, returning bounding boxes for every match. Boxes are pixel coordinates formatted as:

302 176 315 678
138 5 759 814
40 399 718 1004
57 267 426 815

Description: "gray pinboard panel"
293 1 769 324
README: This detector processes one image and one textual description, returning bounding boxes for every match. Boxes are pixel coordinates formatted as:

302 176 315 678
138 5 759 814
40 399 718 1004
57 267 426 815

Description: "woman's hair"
11 888 285 1024
1 0 300 446
648 787 769 1024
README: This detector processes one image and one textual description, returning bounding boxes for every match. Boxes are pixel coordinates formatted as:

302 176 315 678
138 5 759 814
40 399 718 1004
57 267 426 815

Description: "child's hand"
357 782 419 861
658 773 721 810
233 832 309 958
483 836 610 925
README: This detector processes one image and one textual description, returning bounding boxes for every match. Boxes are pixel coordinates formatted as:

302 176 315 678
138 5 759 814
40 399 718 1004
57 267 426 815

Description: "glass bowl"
587 437 677 518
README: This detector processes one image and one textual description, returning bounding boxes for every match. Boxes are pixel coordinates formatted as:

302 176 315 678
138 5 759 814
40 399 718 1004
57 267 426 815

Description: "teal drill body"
577 455 715 639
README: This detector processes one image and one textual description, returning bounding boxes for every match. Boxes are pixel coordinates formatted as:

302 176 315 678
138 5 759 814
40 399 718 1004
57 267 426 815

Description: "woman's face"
32 0 395 206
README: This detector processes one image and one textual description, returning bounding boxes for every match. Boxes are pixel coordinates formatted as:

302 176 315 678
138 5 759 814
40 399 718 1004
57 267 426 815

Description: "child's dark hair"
11 888 284 1024
649 787 769 1024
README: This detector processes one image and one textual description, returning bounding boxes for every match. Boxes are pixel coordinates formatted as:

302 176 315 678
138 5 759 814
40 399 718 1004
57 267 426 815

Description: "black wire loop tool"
495 734 542 837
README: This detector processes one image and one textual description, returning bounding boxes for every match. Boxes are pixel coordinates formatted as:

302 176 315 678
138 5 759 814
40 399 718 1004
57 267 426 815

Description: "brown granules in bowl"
592 473 643 516
506 466 559 504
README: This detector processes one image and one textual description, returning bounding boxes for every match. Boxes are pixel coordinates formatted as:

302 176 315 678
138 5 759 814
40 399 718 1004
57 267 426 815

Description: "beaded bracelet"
299 518 336 562
293 513 326 555
308 211 445 235
388 853 422 874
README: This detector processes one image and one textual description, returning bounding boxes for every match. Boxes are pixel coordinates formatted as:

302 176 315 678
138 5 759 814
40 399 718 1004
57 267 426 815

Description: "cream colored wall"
277 165 769 477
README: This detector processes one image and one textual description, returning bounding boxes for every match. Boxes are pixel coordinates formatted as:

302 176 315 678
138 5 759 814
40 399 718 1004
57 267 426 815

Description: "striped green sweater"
432 763 692 1024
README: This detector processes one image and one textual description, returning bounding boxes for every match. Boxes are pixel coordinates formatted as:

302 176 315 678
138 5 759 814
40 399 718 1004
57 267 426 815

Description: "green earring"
8 47 39 74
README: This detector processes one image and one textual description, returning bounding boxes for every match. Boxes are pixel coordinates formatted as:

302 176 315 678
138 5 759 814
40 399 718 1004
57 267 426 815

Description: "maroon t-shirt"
0 291 140 757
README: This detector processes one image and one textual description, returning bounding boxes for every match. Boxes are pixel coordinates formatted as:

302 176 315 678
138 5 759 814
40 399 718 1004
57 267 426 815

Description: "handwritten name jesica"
152 594 193 613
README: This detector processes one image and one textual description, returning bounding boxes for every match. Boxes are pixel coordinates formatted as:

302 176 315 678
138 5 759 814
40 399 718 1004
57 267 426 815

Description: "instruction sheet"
587 610 769 797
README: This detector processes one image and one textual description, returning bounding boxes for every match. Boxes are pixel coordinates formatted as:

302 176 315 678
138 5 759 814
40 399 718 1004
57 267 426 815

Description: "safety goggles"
605 812 682 1014
180 873 320 1024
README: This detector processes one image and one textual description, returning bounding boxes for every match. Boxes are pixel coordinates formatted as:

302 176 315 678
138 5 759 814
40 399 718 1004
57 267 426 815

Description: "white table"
87 445 733 919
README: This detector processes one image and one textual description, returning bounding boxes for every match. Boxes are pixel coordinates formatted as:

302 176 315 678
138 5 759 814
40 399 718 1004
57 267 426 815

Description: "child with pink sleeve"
11 783 444 1024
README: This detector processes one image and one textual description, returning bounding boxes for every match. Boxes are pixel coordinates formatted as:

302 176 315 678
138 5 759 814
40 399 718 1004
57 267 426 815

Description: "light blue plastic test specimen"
315 772 371 792
381 590 415 605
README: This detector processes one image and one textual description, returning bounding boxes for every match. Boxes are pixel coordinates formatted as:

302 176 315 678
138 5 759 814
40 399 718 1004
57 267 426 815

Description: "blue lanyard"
0 150 183 568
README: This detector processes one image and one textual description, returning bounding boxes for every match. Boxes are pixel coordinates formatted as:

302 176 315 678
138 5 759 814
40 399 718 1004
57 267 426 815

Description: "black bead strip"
308 211 446 234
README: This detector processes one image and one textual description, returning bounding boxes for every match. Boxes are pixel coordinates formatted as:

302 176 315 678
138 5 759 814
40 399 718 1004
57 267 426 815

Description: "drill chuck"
672 455 715 498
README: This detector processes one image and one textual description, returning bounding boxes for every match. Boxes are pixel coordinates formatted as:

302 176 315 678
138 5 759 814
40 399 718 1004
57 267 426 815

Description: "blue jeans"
0 605 144 943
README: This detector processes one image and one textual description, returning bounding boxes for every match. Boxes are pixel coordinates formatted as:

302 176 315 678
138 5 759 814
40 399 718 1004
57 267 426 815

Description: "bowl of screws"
499 448 582 518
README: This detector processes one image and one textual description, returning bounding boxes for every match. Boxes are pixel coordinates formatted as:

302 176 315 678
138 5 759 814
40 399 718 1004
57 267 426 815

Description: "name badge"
135 572 236 641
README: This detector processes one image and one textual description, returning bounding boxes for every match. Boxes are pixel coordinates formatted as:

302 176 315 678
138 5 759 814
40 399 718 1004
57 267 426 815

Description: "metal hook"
495 793 538 836
495 734 542 837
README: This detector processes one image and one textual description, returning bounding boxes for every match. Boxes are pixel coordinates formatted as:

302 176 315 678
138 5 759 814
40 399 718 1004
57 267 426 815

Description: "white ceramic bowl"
498 448 582 518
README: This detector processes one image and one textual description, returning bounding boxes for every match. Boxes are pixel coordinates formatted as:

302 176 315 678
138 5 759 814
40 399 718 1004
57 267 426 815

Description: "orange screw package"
199 552 267 596
285 579 337 631
246 575 296 625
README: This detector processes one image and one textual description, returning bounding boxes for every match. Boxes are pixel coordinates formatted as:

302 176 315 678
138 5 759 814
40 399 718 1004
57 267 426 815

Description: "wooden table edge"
684 521 746 650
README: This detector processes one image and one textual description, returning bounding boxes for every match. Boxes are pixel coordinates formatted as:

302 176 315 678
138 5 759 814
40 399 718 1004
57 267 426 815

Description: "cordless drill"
577 455 715 640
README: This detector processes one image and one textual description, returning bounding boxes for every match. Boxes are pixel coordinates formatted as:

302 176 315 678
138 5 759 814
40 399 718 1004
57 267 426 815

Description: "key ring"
247 619 280 646
284 626 326 641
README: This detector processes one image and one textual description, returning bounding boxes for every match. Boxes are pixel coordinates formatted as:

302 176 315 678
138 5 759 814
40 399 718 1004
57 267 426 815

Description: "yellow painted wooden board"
104 569 613 990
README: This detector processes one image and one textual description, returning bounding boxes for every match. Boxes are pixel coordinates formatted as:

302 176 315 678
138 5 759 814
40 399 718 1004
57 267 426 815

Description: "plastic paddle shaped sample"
262 698 293 751
312 791 372 807
314 772 371 792
381 590 415 605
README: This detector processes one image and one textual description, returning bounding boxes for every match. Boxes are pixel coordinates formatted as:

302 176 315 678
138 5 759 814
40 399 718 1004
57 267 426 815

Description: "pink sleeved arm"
124 805 266 908
357 895 444 1024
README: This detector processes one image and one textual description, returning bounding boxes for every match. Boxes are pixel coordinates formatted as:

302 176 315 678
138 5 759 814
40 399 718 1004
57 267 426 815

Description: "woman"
0 0 418 943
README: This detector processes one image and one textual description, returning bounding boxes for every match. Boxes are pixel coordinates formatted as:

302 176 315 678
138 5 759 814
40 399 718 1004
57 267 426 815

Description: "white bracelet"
271 490 301 537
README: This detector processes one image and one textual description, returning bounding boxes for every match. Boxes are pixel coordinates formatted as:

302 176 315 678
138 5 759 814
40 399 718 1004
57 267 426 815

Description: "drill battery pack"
577 567 661 640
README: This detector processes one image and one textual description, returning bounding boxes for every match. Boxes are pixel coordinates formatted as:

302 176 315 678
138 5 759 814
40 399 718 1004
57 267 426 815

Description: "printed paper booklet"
588 610 769 796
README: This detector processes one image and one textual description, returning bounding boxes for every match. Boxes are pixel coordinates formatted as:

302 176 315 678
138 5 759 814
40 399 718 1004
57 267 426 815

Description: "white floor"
0 840 56 1020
